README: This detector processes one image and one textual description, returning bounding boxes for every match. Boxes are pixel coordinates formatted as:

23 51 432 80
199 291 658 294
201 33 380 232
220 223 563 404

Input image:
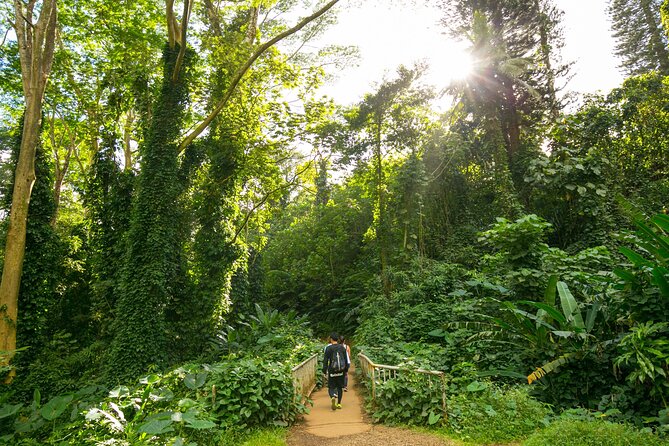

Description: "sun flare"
426 46 474 87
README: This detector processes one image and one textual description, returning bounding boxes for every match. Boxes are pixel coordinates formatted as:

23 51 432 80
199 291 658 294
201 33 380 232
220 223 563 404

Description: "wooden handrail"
291 353 318 372
291 353 318 403
357 352 448 420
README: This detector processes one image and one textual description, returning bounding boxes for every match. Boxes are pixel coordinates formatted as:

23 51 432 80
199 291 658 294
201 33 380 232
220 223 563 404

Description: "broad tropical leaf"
619 246 652 267
557 281 585 329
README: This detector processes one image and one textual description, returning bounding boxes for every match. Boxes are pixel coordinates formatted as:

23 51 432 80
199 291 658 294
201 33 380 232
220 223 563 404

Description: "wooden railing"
291 353 318 403
358 352 447 416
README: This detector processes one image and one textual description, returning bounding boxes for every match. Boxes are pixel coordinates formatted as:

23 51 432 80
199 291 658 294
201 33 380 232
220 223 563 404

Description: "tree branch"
231 159 314 244
172 0 193 82
178 0 339 153
166 0 179 48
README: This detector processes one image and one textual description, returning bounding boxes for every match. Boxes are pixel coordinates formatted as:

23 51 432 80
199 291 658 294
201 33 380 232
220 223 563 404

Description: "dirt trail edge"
287 365 452 446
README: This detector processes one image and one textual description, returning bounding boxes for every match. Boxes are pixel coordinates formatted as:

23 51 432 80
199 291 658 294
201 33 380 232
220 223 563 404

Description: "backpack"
328 344 347 374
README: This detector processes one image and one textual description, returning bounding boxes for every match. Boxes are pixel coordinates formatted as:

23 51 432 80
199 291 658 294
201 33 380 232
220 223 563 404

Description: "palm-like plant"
463 276 603 383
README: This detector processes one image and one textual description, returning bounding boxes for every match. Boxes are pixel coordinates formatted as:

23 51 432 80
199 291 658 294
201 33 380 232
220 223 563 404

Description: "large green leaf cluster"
370 372 446 427
0 358 304 445
444 384 550 444
210 303 322 366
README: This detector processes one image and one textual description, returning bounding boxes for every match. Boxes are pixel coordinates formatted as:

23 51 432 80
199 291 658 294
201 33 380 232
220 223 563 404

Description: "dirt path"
287 366 453 446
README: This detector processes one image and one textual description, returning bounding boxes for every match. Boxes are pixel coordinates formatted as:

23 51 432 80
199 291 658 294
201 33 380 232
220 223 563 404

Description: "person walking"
339 335 351 391
322 332 349 410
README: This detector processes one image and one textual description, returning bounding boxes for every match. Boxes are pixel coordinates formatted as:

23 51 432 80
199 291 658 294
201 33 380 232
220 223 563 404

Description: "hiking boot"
331 397 336 410
336 403 342 409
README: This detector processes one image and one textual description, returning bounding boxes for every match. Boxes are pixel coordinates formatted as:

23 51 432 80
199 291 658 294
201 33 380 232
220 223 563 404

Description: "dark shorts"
328 372 346 388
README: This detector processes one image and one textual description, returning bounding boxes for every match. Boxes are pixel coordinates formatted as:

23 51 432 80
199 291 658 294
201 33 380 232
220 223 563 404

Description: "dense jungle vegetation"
0 0 668 444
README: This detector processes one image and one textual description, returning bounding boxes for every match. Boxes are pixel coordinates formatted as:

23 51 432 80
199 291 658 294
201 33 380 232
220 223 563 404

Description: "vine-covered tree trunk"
85 131 134 340
107 46 192 382
0 0 57 380
535 0 559 120
374 114 391 297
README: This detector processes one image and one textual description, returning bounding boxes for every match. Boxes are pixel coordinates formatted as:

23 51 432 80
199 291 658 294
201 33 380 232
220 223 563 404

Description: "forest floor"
286 366 455 446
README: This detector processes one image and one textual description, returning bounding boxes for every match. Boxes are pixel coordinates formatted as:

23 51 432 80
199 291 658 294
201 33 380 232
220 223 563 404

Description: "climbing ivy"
108 45 195 382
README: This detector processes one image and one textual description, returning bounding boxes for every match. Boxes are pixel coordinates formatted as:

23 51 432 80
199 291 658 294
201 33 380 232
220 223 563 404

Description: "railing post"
440 373 447 420
371 367 376 401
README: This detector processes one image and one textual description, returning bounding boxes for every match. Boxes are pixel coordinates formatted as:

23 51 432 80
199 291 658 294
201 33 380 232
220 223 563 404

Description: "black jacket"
322 343 349 376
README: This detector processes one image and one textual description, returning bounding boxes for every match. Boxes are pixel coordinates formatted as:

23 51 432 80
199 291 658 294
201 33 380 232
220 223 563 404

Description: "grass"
522 419 666 446
216 427 288 446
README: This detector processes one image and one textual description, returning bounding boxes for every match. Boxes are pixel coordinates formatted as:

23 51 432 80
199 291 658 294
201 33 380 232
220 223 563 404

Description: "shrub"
0 358 305 445
356 342 450 371
522 419 666 446
370 371 447 427
443 384 551 444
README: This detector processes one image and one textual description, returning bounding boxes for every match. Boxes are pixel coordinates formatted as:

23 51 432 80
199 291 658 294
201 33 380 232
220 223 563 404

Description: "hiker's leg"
337 386 343 403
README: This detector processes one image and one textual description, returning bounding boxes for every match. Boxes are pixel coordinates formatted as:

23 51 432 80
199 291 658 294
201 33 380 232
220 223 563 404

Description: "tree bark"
123 111 134 170
1 0 58 379
245 6 260 44
502 79 520 164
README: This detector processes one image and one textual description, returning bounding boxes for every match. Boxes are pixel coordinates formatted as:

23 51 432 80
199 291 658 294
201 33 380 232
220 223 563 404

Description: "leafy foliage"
370 371 446 427
108 45 195 383
0 358 305 445
210 303 321 366
444 384 550 444
614 322 669 407
613 213 669 323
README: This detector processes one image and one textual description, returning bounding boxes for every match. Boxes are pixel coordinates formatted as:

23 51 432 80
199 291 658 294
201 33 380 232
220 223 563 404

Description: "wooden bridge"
290 351 447 417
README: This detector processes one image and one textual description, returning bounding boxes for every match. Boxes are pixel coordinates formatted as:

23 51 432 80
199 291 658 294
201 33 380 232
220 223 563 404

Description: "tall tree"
0 0 58 380
440 0 568 195
343 65 434 296
107 0 194 381
107 0 340 381
3 119 62 369
609 0 669 76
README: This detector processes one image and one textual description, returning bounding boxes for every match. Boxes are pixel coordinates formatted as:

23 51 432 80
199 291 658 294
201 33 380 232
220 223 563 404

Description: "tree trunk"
123 111 134 170
0 96 42 363
245 7 260 44
502 80 520 165
535 0 559 120
374 114 390 297
1 0 57 379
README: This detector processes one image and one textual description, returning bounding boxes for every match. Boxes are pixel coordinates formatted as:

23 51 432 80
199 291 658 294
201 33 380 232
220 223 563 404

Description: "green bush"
357 342 450 371
209 304 320 365
522 419 666 446
0 358 305 445
443 384 551 444
370 371 447 427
